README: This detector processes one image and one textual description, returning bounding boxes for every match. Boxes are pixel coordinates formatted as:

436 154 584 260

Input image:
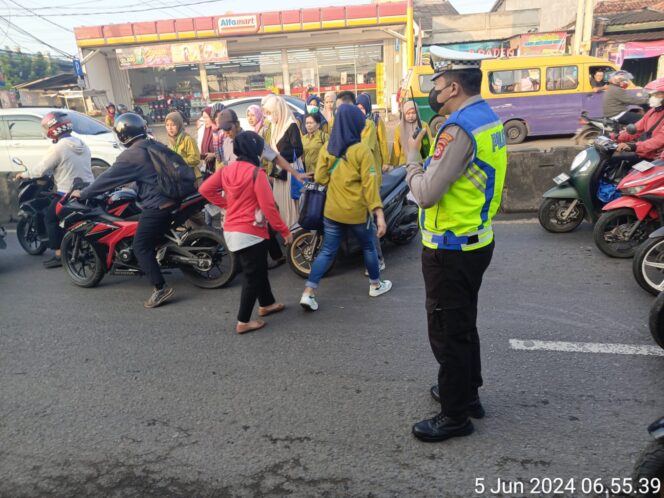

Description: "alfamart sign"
216 15 259 35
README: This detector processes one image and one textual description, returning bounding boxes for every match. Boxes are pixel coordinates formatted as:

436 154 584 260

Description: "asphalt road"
1 219 663 497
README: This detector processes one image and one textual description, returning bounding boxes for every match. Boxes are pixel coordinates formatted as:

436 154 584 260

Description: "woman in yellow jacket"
389 101 432 168
301 112 328 173
299 105 392 312
165 111 202 182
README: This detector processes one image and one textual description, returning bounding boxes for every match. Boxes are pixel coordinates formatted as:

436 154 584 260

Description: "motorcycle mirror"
626 124 637 135
11 157 25 170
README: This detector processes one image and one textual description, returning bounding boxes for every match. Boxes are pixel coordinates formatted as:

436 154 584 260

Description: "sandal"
258 303 286 317
236 320 266 334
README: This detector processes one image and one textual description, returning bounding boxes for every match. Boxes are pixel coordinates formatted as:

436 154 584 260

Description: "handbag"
297 157 341 231
290 151 305 201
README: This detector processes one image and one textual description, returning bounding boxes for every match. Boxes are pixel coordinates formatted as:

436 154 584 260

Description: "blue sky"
2 0 496 58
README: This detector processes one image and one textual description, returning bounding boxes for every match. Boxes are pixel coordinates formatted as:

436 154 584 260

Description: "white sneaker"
300 293 319 311
369 280 392 297
364 260 386 277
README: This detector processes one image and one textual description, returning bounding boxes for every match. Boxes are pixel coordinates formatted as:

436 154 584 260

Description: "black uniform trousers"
134 208 173 288
422 241 494 420
44 195 64 251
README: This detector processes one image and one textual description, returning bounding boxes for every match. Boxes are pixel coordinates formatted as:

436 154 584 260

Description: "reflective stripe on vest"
419 99 507 251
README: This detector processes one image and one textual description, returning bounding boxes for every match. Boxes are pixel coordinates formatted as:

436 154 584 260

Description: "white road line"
494 219 538 225
5 229 16 233
510 339 664 357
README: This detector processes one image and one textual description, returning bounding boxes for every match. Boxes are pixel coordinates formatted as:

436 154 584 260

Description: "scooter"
538 136 634 233
286 167 419 279
633 225 664 295
573 111 621 146
594 160 664 258
14 158 55 255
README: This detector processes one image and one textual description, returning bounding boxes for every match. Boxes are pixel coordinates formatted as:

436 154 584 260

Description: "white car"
215 96 306 132
0 108 123 175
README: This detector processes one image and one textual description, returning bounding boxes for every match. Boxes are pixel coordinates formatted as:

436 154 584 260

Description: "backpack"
143 140 196 200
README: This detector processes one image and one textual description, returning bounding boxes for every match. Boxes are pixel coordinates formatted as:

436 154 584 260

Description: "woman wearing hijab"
299 105 392 312
199 131 292 334
389 101 432 168
165 111 201 181
197 106 217 175
321 91 336 132
262 94 304 228
356 93 384 172
246 104 267 137
301 112 328 173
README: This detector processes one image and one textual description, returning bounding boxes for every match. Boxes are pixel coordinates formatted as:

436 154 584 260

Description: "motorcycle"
56 189 236 289
573 111 621 146
14 161 56 256
594 160 664 258
538 136 634 233
632 226 664 295
286 167 419 279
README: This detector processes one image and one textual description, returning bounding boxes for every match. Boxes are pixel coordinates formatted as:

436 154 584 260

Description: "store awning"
623 39 664 59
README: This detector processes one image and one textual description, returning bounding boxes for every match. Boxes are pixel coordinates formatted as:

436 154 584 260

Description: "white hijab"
262 94 298 151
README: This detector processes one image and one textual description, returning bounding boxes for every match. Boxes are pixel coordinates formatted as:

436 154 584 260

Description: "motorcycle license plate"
553 173 570 185
632 160 654 173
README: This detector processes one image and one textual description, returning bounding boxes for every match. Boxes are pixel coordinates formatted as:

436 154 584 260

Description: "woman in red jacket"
616 77 664 159
199 131 293 334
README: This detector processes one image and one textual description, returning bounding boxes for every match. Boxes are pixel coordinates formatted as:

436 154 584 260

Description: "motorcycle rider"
603 70 647 125
72 113 177 309
615 77 664 159
15 111 94 268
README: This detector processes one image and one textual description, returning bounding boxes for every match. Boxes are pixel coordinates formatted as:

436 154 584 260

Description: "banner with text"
117 41 229 69
518 32 567 56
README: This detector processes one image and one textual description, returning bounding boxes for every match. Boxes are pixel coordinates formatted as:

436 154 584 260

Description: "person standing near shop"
247 105 267 138
165 111 201 183
321 91 336 133
389 101 432 169
197 106 217 176
105 103 117 128
262 94 304 228
359 92 389 170
405 47 507 443
301 113 328 173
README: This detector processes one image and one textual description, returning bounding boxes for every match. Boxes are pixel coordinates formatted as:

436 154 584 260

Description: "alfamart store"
74 2 409 119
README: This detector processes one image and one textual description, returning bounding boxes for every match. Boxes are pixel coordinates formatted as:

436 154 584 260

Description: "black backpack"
142 140 196 200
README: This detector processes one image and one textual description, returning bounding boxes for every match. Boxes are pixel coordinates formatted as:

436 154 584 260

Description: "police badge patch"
433 132 454 160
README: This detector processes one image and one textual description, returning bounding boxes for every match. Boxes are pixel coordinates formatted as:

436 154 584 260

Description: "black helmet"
113 112 147 145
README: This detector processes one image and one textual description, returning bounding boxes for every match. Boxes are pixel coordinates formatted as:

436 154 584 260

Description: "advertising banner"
519 32 567 56
117 41 228 69
216 15 259 36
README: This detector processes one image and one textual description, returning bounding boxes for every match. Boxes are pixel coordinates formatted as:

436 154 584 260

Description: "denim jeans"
306 217 380 289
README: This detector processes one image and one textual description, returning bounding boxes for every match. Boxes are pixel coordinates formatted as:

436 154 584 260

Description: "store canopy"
623 39 664 59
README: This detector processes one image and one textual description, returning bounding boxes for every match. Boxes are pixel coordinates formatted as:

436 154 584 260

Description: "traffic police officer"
406 47 507 442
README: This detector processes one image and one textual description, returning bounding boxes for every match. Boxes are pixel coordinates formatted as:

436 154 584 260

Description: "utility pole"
581 0 595 55
406 0 414 68
573 0 585 54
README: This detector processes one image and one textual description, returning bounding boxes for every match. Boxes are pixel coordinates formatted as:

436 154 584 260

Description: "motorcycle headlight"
621 185 645 195
570 150 588 171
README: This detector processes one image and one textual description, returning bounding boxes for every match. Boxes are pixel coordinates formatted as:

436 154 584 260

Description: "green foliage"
0 48 60 87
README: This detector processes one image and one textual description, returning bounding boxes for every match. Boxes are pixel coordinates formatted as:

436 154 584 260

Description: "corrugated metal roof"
415 0 459 31
596 30 664 42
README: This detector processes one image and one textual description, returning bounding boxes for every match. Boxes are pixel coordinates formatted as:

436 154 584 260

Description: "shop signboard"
518 32 567 56
117 41 228 69
216 15 259 36
422 41 515 64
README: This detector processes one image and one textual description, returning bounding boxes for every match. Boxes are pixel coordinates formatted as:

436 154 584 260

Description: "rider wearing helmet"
15 111 94 268
105 102 117 127
116 103 128 116
75 113 177 308
603 70 647 125
616 77 664 159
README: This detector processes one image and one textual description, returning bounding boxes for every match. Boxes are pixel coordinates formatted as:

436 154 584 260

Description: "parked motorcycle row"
539 130 664 488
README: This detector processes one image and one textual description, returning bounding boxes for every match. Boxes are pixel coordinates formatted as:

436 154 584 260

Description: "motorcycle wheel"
649 292 664 350
632 439 664 497
61 232 105 288
16 217 47 255
593 208 656 258
633 237 664 296
179 229 236 289
538 198 585 233
574 128 600 146
287 229 333 279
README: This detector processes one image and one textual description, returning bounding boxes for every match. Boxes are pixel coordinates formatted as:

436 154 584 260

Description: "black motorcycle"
15 171 55 256
286 167 419 278
0 225 6 250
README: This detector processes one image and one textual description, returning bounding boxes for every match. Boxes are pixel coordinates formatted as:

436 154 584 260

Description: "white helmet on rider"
608 70 634 88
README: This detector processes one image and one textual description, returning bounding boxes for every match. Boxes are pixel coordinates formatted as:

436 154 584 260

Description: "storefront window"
206 51 283 99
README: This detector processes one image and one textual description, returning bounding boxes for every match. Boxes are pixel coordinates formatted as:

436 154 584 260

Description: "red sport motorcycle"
56 190 236 289
593 160 664 258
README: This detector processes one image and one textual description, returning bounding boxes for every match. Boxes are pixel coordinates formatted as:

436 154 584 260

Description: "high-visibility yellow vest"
420 99 507 251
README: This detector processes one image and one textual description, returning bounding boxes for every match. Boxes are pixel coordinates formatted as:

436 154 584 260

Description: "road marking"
494 219 538 225
5 229 16 233
510 339 664 357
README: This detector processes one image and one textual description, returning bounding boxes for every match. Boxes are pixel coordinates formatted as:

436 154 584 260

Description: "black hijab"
234 130 263 167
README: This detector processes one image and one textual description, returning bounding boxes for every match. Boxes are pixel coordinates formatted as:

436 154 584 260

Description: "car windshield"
283 96 306 112
65 111 111 135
